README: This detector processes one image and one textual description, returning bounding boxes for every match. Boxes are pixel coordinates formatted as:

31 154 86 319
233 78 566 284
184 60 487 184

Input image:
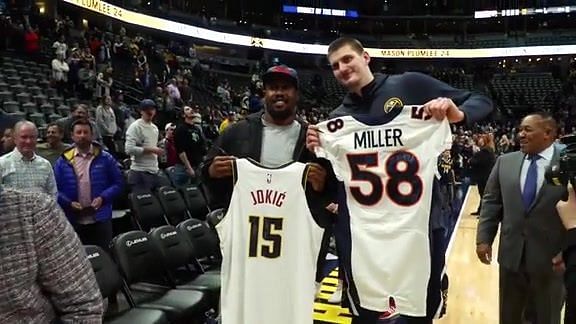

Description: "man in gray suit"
476 112 566 324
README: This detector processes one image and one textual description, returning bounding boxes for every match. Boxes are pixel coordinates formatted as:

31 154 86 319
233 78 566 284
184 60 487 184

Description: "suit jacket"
477 149 567 273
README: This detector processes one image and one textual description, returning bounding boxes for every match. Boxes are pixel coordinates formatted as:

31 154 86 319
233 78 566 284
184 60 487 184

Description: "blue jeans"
171 164 193 187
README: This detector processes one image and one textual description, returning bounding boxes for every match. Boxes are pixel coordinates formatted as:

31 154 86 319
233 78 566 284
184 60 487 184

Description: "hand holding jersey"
315 37 491 323
326 202 339 214
306 97 463 153
209 154 327 192
207 65 335 324
422 97 465 123
306 162 327 192
216 158 324 324
208 155 237 178
313 106 452 316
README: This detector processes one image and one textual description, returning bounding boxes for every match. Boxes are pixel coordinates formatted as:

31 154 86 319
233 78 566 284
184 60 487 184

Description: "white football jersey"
215 158 323 324
315 106 452 316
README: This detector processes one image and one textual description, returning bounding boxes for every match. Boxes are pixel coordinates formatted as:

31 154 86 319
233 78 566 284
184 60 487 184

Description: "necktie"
522 154 541 210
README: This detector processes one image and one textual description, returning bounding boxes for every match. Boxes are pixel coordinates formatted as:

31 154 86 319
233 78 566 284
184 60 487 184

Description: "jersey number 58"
346 151 423 206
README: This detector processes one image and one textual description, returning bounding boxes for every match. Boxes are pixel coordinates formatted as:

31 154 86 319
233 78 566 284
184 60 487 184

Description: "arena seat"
22 102 38 114
178 185 208 220
29 112 47 126
111 231 210 324
155 186 190 225
84 245 170 324
149 225 220 305
3 101 19 113
177 218 221 272
0 91 13 102
129 191 168 231
157 170 173 188
40 103 55 114
205 208 225 230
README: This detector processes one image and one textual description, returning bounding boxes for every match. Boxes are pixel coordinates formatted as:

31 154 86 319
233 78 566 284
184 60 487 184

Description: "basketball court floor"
313 185 500 324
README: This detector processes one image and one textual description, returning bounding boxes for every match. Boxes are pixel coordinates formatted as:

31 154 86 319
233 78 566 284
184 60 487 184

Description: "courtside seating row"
111 165 210 230
86 210 225 324
129 184 209 232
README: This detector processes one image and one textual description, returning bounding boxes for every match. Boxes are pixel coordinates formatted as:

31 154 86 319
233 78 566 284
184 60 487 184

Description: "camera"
546 134 576 190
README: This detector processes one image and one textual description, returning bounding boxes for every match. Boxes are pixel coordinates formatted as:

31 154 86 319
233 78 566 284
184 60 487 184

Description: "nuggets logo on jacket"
384 97 403 113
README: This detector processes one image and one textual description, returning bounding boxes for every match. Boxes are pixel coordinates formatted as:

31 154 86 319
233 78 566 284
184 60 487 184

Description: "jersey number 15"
347 150 423 206
248 216 283 258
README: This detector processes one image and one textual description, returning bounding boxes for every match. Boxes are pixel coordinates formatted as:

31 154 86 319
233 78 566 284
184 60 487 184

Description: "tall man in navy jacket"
54 118 124 249
306 37 493 324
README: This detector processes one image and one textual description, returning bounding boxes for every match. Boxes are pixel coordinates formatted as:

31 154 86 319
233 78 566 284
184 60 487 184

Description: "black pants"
499 265 563 324
316 228 333 282
74 220 114 251
102 136 117 157
476 180 487 212
566 283 576 324
315 225 345 283
350 308 383 324
350 310 432 324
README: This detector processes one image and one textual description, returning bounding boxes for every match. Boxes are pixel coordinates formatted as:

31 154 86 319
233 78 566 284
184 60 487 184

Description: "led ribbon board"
63 0 576 58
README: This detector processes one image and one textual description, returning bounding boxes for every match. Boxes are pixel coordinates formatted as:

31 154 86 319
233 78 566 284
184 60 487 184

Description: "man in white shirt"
125 99 164 192
0 121 57 197
51 53 69 97
477 112 566 324
52 35 68 59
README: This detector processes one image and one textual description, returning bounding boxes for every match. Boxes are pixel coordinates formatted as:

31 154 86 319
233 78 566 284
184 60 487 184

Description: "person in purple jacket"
54 118 124 250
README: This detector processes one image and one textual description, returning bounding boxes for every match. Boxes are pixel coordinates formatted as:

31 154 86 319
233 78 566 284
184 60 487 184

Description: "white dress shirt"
519 144 555 195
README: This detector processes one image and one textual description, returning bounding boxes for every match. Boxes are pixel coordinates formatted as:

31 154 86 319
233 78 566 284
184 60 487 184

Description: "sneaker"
328 280 343 303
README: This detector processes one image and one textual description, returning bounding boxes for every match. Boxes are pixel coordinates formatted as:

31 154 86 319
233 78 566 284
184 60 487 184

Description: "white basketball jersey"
215 158 323 324
315 106 452 316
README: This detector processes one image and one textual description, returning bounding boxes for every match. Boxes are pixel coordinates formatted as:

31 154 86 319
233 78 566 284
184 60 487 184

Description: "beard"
266 105 294 122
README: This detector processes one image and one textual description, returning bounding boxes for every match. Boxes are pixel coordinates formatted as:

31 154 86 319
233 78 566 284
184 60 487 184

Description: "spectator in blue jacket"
54 118 123 249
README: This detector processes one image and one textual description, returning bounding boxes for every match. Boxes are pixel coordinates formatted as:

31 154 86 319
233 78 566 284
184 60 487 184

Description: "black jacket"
200 112 334 227
469 147 497 184
564 228 576 323
330 72 493 124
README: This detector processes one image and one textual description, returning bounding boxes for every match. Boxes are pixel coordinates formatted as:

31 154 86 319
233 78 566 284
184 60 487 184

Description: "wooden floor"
437 185 500 324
